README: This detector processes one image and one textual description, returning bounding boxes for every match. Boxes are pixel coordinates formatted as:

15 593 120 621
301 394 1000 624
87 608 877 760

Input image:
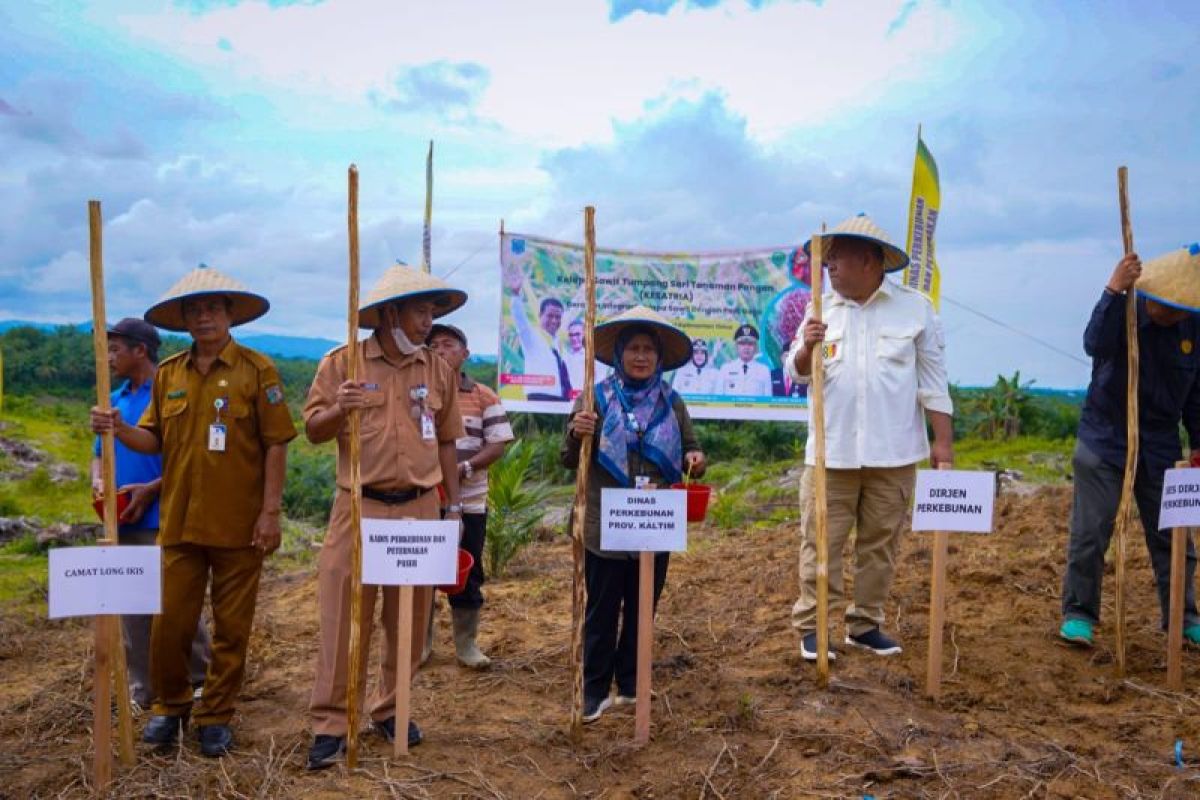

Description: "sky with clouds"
2 0 1197 388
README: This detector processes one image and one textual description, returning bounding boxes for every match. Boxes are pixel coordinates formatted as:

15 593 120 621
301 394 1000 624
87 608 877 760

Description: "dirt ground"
4 485 1200 799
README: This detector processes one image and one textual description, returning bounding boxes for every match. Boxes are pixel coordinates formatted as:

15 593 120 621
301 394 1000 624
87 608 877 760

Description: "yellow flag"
901 131 941 310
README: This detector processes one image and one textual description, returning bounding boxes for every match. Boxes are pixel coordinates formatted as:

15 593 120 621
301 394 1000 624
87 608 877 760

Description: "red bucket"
438 548 475 595
670 483 713 522
91 489 131 522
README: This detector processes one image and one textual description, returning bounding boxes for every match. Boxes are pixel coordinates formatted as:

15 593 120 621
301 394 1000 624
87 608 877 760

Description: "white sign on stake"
600 488 687 552
361 518 459 586
48 545 161 619
1159 468 1200 530
911 470 996 533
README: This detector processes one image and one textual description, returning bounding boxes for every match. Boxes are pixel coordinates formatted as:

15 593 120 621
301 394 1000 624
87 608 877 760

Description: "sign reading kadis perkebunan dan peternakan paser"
911 470 996 534
360 518 459 586
600 488 688 552
49 545 161 619
1158 468 1200 530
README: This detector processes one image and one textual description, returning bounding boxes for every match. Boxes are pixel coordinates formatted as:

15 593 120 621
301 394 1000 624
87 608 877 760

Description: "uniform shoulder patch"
265 384 285 405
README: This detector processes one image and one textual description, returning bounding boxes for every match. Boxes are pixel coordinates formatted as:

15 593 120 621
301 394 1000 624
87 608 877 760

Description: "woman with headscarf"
561 305 707 723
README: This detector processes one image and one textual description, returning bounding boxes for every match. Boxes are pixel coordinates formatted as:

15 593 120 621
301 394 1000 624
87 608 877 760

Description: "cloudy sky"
2 0 1197 387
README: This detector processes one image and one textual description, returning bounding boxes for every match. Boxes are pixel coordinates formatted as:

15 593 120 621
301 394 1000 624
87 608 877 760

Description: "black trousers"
584 550 669 701
449 512 487 610
1062 440 1199 628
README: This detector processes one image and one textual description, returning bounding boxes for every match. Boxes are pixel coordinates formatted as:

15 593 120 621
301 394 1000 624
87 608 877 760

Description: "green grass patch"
0 553 48 612
954 435 1075 482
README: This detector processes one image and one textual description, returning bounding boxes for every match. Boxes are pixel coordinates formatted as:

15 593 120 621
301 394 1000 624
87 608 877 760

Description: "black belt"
362 485 432 505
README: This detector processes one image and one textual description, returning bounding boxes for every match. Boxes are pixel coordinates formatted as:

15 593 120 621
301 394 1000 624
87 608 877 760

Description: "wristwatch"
446 504 463 514
461 461 474 478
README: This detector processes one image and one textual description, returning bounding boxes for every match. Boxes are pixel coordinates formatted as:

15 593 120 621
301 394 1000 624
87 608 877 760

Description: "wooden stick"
1113 166 1139 677
345 166 365 766
394 585 414 758
421 141 433 274
635 551 653 745
809 228 831 687
1168 461 1189 691
925 462 952 700
88 200 135 787
569 206 598 743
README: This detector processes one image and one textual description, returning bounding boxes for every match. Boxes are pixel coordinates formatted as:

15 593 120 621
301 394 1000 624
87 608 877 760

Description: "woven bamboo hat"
359 262 468 329
1137 243 1200 312
594 305 691 371
804 213 910 273
144 264 269 332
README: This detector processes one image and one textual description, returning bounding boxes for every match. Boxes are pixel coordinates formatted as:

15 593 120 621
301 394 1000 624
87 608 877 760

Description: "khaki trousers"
152 542 263 725
792 464 916 637
309 489 435 736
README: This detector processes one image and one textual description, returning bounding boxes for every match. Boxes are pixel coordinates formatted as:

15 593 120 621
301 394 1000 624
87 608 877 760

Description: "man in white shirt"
563 319 609 397
717 324 773 396
785 214 954 661
506 272 571 401
673 338 718 395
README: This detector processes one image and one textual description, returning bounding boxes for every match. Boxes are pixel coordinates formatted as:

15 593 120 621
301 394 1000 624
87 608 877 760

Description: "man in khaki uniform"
92 265 296 757
305 264 466 770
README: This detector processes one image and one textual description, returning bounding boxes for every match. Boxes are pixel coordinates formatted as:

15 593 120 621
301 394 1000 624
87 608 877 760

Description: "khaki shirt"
303 333 464 492
139 338 298 548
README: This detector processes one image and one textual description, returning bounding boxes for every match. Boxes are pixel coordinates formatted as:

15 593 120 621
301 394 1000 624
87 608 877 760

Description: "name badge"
208 424 227 452
421 412 436 442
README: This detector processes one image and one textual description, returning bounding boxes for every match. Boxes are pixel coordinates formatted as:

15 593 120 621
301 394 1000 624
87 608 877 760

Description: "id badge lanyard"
209 397 227 452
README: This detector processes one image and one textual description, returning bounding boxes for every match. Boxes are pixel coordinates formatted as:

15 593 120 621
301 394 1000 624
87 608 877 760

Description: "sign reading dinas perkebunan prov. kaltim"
911 470 996 533
600 488 688 552
48 545 161 619
360 518 459 586
1158 468 1200 530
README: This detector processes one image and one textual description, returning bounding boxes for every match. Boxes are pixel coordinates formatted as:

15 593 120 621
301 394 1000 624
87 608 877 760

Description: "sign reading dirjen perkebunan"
1158 468 1200 530
911 470 996 533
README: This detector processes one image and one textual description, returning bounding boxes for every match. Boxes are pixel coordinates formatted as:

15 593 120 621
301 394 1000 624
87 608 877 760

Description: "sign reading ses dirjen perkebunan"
600 488 688 552
1158 468 1200 530
49 545 162 619
360 518 459 586
911 470 996 533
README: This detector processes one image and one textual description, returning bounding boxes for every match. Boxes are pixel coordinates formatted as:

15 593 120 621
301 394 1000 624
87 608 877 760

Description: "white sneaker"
582 696 612 723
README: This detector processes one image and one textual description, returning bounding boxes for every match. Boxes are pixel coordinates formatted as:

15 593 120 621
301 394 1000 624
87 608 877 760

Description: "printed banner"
498 233 812 420
901 134 941 310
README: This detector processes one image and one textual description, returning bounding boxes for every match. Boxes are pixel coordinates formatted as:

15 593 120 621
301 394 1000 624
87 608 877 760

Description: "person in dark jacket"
561 305 707 723
1060 244 1200 647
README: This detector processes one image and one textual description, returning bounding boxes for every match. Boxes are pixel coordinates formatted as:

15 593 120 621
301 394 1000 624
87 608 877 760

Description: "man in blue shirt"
91 318 210 709
1060 249 1200 647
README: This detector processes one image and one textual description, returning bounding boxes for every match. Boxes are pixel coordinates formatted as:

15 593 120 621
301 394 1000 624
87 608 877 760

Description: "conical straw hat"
359 261 468 329
593 305 692 371
804 213 910 273
1137 243 1200 312
143 264 270 332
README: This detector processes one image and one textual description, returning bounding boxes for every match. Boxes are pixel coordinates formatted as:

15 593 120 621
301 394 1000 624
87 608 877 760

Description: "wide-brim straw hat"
593 305 692 371
359 262 467 329
803 213 910 274
143 264 270 332
1137 243 1200 312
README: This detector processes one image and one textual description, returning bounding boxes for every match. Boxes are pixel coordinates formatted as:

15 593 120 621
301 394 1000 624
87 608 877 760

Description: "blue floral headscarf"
595 325 683 487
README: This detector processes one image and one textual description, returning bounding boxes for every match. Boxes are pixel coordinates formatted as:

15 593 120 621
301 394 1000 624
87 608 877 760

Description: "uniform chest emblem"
822 342 838 360
167 389 186 399
1183 339 1194 355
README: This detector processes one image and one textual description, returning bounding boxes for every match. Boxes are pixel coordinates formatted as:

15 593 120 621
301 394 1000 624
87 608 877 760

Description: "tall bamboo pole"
569 206 598 743
925 462 952 700
345 166 366 766
1113 166 1138 676
809 227 831 687
87 200 135 789
421 141 433 274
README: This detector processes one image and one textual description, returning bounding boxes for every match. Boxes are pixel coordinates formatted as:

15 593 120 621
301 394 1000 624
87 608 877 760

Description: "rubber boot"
420 595 435 666
451 607 491 669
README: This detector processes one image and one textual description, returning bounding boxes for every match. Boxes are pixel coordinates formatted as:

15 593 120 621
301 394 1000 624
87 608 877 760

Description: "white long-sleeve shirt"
512 291 567 398
717 358 773 396
673 363 719 395
785 279 953 469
